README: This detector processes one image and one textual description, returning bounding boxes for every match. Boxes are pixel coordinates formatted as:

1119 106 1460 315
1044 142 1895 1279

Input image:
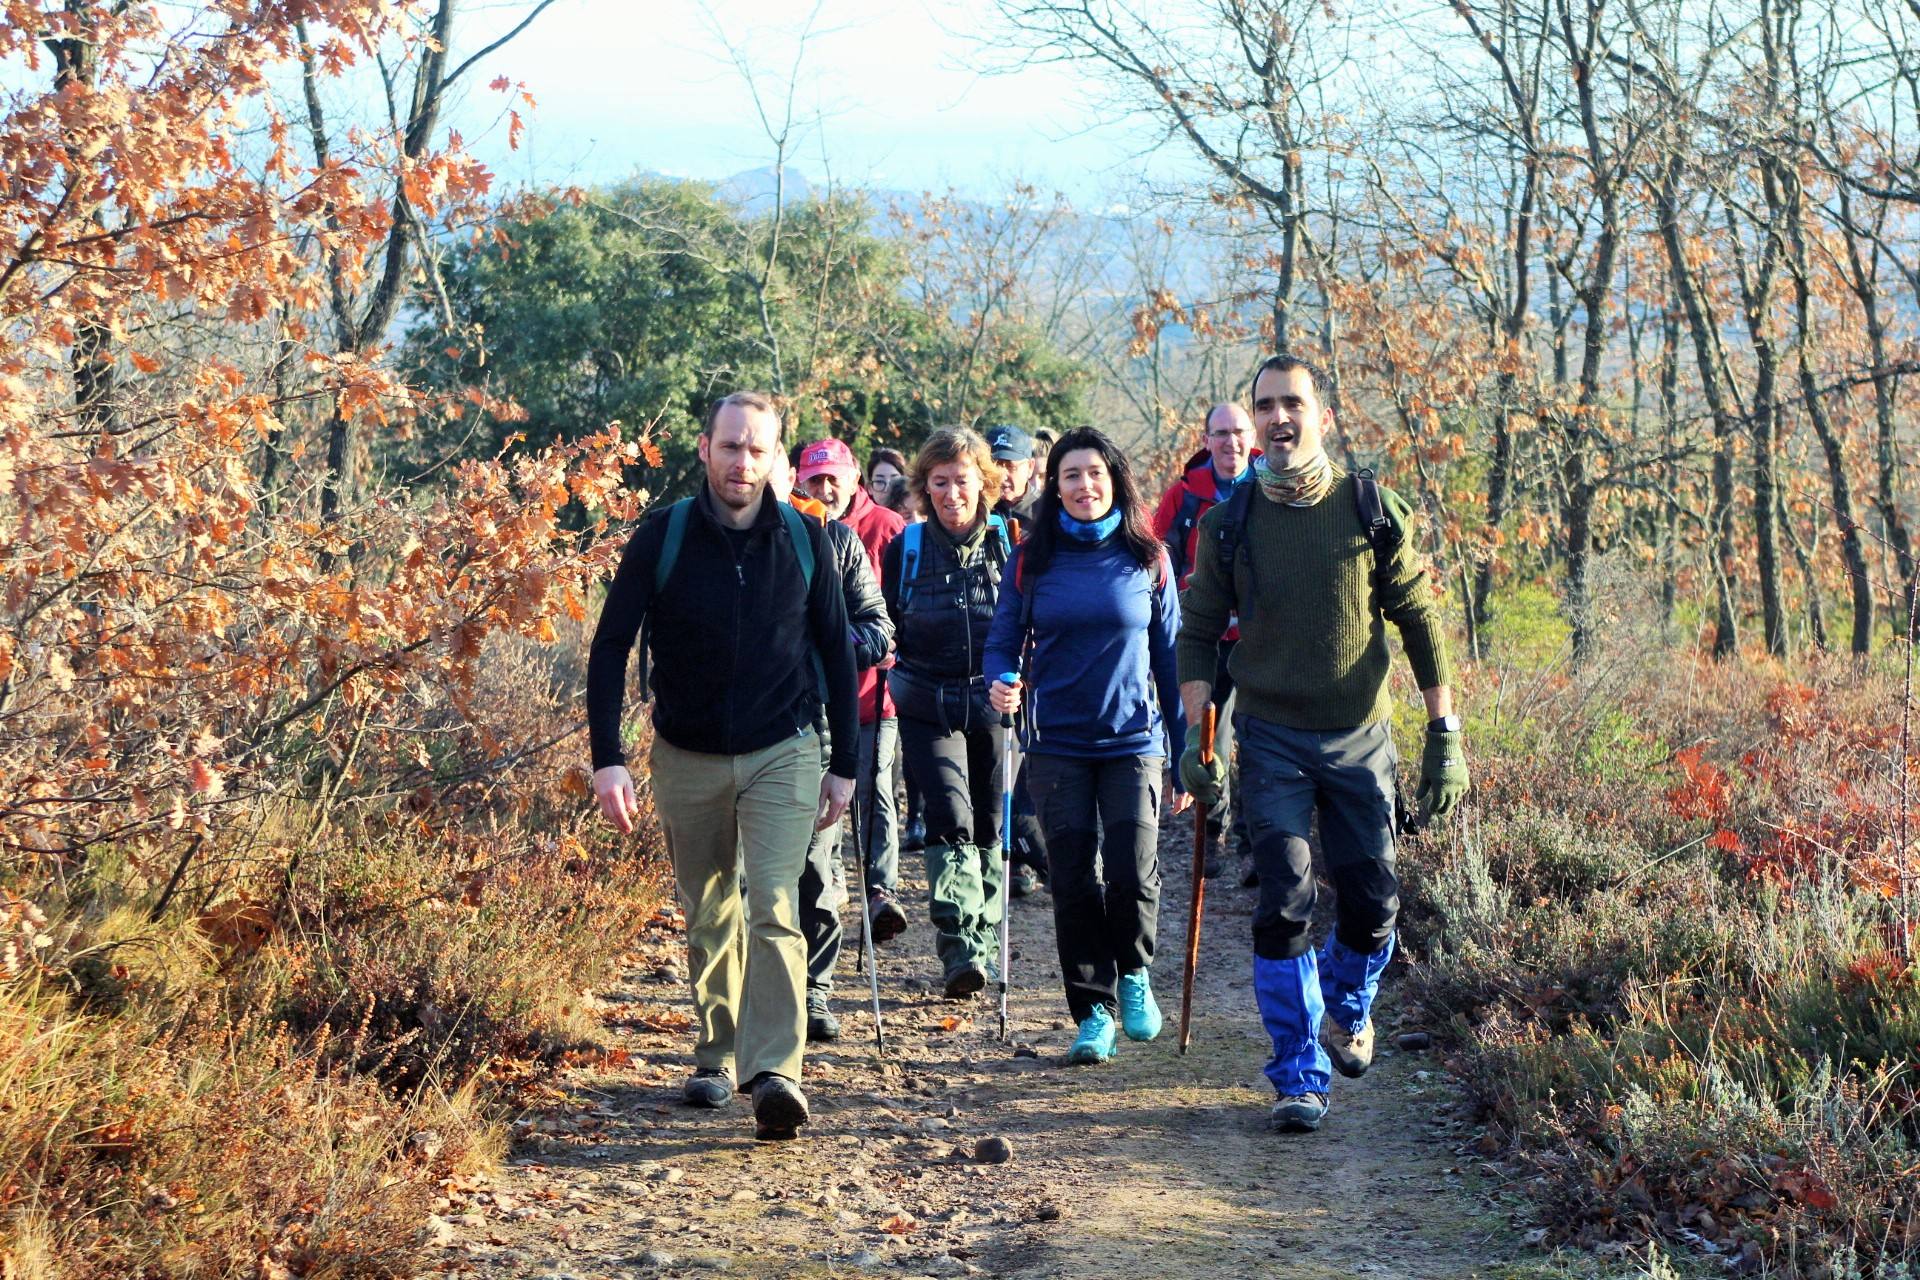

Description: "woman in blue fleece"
985 427 1189 1065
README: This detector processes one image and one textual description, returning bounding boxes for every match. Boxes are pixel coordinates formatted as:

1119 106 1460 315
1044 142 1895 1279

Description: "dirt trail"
437 811 1521 1279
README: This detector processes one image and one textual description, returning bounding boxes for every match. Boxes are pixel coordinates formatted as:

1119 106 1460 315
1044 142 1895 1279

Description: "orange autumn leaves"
0 3 654 898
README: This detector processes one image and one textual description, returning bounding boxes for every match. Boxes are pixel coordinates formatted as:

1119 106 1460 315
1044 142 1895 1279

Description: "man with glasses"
1151 402 1258 880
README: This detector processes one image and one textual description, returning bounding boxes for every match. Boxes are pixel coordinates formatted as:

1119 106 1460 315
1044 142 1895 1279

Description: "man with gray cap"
984 422 1048 896
986 424 1041 531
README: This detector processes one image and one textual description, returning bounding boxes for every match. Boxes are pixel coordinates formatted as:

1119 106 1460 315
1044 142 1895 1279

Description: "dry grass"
1399 579 1920 1278
1 630 668 1277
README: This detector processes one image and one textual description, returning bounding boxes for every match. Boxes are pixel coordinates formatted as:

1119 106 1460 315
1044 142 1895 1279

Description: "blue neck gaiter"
1058 507 1124 543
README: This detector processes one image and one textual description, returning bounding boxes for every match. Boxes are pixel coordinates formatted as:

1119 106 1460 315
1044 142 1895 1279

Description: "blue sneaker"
1117 969 1162 1042
1067 1006 1117 1064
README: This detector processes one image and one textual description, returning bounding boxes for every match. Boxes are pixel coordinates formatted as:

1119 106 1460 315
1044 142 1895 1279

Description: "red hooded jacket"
1150 447 1260 643
839 483 904 723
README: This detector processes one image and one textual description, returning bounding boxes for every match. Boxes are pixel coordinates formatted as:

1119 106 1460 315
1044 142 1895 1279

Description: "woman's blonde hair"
907 427 1003 519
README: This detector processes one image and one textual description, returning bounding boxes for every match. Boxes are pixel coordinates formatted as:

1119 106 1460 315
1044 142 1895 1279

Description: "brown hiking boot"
867 889 908 945
943 961 987 999
1322 1016 1376 1079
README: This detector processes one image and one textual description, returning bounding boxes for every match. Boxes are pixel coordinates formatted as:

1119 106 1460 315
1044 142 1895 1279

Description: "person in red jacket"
1150 402 1258 881
797 437 911 943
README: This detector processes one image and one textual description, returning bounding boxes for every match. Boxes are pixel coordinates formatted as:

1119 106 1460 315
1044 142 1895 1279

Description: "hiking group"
587 356 1470 1142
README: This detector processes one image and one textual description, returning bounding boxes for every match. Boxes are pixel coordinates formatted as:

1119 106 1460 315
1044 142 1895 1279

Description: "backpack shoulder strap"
773 501 828 699
1211 479 1257 588
654 498 694 594
775 500 818 588
897 522 924 610
987 513 1012 558
1016 541 1037 636
1352 469 1398 583
1167 488 1204 583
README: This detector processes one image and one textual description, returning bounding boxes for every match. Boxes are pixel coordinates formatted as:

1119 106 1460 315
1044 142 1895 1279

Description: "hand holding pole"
1179 704 1218 1055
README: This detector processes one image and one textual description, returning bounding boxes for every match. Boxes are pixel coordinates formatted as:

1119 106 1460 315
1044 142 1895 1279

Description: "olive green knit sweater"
1174 469 1452 730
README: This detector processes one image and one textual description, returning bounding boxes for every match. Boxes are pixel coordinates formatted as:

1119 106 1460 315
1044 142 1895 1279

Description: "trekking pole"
1179 704 1218 1055
851 678 888 1057
996 671 1020 1043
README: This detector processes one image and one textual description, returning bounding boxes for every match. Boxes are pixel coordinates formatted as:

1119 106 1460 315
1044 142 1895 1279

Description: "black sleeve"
586 517 661 771
840 530 893 669
807 523 859 777
880 533 903 633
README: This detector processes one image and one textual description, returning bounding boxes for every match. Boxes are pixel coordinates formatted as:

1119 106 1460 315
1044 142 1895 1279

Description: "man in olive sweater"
1176 354 1469 1134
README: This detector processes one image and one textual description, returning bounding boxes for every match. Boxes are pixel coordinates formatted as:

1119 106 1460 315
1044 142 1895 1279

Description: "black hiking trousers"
1026 753 1165 1023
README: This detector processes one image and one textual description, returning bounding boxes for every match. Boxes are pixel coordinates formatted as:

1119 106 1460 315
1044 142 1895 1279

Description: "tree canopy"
401 179 1091 488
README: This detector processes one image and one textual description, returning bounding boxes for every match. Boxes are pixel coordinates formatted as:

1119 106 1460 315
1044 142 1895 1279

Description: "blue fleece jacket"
983 534 1188 765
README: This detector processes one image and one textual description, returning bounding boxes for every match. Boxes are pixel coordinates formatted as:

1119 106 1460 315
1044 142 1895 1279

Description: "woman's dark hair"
1020 426 1162 581
867 446 907 481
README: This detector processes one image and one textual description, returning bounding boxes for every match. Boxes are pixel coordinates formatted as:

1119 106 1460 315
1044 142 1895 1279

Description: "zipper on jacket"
726 529 746 747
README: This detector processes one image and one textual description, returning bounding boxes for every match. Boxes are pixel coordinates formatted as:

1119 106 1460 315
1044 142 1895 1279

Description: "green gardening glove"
1416 727 1470 822
1178 724 1226 808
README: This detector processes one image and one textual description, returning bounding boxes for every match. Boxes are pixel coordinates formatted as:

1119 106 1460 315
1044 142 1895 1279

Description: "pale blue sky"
449 0 1178 200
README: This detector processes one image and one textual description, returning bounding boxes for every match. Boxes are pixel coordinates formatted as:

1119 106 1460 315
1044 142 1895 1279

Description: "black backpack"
1209 468 1401 589
1164 487 1207 584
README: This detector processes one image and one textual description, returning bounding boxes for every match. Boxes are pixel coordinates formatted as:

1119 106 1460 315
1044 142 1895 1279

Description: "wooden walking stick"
1178 704 1218 1055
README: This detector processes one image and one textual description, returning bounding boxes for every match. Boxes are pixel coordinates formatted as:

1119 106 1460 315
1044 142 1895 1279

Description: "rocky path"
432 812 1523 1279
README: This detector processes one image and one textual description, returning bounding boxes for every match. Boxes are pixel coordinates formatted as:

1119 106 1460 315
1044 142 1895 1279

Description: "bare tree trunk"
1554 0 1624 661
309 0 470 524
49 4 117 435
1653 165 1740 657
1725 183 1788 656
1780 490 1827 652
1783 173 1873 652
1659 300 1680 639
1832 179 1918 636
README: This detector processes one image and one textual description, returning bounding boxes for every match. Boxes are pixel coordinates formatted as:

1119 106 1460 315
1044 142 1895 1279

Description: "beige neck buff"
1253 451 1335 508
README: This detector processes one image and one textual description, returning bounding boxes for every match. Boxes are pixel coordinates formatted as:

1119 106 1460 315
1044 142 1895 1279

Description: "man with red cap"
797 437 910 947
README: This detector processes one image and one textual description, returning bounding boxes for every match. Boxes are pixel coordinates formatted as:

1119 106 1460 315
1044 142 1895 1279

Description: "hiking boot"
806 990 841 1043
1008 864 1038 898
901 818 927 852
1322 1016 1375 1079
1202 835 1225 879
867 889 908 945
1067 1006 1118 1064
943 961 987 999
1270 1092 1329 1133
1116 968 1162 1042
749 1073 809 1141
1240 860 1260 889
681 1068 734 1109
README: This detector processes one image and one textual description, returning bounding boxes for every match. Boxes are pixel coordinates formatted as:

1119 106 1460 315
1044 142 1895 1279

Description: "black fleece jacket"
587 486 858 778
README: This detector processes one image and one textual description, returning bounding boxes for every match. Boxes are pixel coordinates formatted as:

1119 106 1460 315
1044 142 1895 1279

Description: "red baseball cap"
796 437 859 484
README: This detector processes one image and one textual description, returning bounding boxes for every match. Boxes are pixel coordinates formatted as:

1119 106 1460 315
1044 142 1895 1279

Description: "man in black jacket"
588 391 857 1141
